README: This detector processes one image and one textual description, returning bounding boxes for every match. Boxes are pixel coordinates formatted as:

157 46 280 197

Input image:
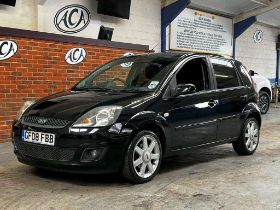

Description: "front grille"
14 141 75 162
22 116 70 128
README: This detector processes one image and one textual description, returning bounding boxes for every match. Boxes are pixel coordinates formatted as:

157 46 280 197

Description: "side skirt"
170 137 238 153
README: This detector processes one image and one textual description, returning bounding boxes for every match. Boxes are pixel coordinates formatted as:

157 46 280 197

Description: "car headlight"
16 101 35 120
72 106 123 128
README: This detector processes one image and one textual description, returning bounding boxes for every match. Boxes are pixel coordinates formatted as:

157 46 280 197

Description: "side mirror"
176 84 197 96
249 70 255 76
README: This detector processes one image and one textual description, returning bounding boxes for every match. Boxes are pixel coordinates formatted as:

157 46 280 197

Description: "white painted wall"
0 0 37 30
99 0 161 52
235 23 280 81
0 0 161 52
4 1 278 69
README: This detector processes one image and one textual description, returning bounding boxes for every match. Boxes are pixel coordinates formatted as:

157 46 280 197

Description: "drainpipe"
275 35 280 104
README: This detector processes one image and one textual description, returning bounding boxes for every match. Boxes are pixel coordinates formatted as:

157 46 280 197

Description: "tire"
259 91 270 114
232 118 260 155
122 130 162 184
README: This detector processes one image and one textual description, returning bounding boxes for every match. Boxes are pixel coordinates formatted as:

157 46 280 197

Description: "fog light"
81 148 103 162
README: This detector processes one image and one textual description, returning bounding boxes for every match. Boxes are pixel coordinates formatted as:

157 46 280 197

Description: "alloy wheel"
245 120 259 152
132 135 160 179
259 94 269 113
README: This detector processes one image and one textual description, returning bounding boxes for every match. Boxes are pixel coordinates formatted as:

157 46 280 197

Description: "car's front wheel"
232 118 260 155
259 91 270 114
122 130 162 184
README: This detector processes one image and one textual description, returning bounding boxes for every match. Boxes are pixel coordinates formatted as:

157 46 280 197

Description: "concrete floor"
0 108 280 210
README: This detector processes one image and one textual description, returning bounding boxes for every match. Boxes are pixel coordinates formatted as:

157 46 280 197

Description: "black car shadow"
30 145 237 185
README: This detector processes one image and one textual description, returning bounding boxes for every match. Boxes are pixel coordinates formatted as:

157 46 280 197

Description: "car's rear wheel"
122 130 162 184
259 91 270 114
232 118 260 155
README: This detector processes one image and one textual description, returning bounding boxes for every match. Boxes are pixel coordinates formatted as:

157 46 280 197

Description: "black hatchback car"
12 53 261 183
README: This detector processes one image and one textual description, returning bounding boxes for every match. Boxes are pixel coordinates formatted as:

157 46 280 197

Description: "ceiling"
258 8 280 27
189 0 280 27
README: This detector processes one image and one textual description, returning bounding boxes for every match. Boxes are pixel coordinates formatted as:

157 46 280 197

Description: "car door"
210 57 248 141
166 56 220 149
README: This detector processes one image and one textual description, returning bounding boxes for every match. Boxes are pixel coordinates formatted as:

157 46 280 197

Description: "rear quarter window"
238 64 253 87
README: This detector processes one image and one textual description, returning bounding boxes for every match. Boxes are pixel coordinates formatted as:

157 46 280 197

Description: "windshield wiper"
121 89 152 93
73 87 152 93
72 87 117 92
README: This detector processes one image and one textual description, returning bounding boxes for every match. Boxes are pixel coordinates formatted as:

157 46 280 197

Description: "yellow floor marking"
261 134 280 140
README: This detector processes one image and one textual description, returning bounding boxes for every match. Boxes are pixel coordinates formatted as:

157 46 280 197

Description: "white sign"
169 8 233 56
65 48 86 65
253 30 263 44
0 40 17 60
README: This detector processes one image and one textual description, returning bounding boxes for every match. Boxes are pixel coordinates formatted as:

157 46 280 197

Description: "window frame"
210 57 242 90
231 61 253 88
169 56 215 97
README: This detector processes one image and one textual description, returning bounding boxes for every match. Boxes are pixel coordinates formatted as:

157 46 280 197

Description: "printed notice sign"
169 8 233 56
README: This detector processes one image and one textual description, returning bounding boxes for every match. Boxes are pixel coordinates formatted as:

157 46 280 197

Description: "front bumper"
12 121 131 174
15 151 119 174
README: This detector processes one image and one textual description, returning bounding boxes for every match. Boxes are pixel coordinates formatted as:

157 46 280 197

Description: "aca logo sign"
121 52 135 68
253 30 263 44
0 40 17 61
54 4 90 34
65 48 86 65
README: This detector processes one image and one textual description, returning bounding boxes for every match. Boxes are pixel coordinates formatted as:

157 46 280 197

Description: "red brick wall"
0 35 145 143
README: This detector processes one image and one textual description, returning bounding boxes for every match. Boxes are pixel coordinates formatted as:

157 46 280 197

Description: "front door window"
176 58 210 92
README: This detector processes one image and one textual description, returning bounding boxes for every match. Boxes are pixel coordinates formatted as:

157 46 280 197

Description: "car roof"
132 52 233 61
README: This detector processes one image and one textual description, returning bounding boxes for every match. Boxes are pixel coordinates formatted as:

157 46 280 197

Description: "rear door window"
211 58 240 89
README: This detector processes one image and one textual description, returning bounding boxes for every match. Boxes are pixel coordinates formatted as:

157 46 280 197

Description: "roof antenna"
150 42 159 53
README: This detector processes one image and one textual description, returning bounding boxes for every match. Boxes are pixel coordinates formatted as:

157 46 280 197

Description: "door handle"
208 99 219 108
241 94 248 100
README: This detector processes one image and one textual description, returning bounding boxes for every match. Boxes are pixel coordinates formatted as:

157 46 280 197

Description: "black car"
12 53 261 183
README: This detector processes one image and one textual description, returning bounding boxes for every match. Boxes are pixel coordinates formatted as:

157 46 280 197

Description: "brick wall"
0 34 146 143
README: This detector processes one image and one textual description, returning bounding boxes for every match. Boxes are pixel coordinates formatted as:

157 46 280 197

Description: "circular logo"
54 4 91 34
65 48 86 65
121 52 135 68
253 30 263 43
0 40 17 61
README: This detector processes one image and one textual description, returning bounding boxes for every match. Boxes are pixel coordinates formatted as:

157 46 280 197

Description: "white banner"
169 8 233 56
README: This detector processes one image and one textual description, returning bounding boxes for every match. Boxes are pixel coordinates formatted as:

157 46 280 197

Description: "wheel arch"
259 87 272 100
123 110 170 156
130 122 167 155
241 102 262 128
247 112 261 128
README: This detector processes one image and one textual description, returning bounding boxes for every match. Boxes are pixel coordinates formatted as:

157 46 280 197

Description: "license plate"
22 130 55 146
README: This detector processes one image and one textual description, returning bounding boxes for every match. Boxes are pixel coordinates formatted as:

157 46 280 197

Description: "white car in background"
249 70 272 114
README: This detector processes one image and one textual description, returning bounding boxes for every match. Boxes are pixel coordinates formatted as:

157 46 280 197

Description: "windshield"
73 55 179 92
